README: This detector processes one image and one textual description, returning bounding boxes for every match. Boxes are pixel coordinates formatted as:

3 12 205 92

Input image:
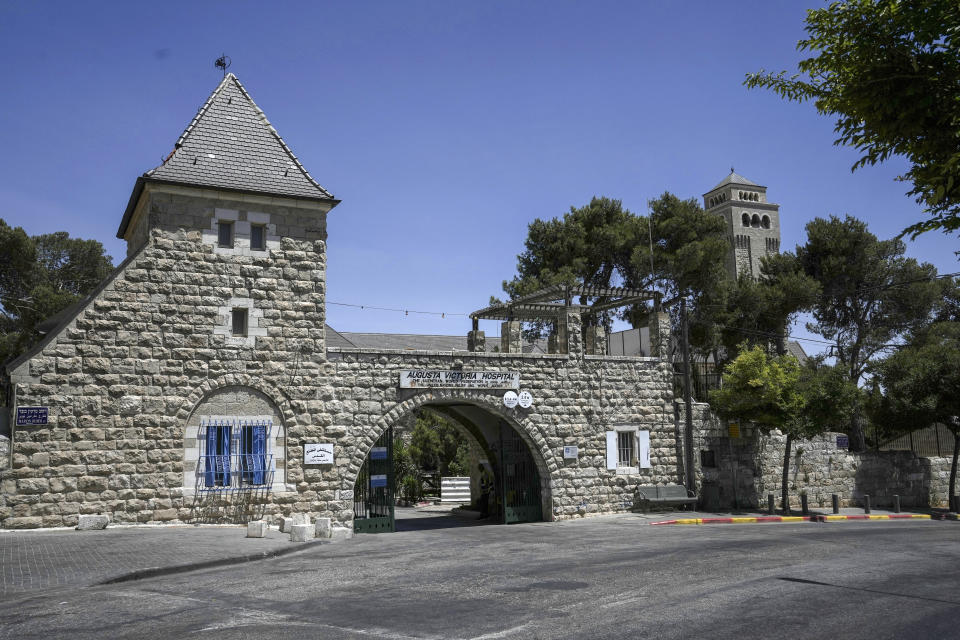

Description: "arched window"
741 213 750 227
762 215 771 229
751 214 760 228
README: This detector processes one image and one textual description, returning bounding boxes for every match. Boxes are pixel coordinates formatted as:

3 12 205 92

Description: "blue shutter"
252 423 267 485
204 421 217 487
217 421 231 486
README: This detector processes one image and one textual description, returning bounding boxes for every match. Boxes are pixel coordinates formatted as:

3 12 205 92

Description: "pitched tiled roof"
118 74 336 237
709 171 760 191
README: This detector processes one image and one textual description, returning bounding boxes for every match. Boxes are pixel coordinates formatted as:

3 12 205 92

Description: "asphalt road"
1 516 958 639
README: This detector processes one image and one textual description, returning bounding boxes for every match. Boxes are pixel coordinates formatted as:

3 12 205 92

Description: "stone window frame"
203 208 280 256
232 308 248 337
182 413 289 496
615 425 640 475
214 297 266 348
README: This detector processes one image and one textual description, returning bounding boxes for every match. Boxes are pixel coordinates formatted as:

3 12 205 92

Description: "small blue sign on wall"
370 447 388 460
16 407 48 426
370 474 388 488
836 435 850 449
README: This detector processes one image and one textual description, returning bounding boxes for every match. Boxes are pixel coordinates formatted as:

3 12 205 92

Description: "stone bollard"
864 495 871 514
289 524 313 542
247 521 267 538
76 515 110 531
767 494 775 516
893 495 901 514
330 527 354 541
315 517 332 539
800 494 809 516
280 513 310 533
832 494 840 514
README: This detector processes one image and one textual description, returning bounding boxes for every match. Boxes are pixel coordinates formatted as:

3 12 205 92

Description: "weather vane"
215 54 232 77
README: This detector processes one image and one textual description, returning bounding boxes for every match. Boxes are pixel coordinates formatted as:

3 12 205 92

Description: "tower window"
218 221 233 248
762 215 771 229
232 308 248 337
250 225 266 251
751 214 761 228
741 213 750 227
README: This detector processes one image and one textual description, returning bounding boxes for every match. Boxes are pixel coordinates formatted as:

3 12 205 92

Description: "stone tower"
703 171 780 280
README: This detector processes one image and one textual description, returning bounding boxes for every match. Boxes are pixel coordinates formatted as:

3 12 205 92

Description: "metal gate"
498 421 542 524
354 427 395 533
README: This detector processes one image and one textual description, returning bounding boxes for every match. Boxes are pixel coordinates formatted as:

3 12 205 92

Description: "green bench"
636 485 698 510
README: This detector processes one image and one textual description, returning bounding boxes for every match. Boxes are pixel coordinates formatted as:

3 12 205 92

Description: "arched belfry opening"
351 397 552 534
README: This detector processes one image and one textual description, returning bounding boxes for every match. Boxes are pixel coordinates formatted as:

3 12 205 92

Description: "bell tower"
703 171 780 280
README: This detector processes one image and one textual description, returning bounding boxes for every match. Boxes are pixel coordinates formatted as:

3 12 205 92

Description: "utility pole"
680 298 696 492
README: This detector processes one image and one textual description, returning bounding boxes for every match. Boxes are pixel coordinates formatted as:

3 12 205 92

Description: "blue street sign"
370 447 388 460
836 435 849 449
15 407 48 426
370 474 388 488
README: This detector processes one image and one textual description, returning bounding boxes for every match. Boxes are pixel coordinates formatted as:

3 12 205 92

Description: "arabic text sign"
399 370 520 389
304 443 334 465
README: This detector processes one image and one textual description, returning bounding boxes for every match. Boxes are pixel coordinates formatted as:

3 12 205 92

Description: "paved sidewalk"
639 507 944 525
0 525 318 597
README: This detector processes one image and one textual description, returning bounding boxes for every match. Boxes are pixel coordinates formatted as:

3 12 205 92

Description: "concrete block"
281 512 310 532
247 520 267 538
76 514 109 531
330 526 354 541
289 524 313 542
280 517 294 533
314 517 332 539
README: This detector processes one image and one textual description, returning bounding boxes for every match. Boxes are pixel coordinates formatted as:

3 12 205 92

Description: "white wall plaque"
563 445 579 459
399 370 520 389
517 390 533 408
503 391 519 409
304 443 334 465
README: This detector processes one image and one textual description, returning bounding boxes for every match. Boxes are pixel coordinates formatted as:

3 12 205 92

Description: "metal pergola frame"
469 284 662 327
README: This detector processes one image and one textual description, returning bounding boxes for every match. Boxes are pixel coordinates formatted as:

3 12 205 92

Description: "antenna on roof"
214 54 232 77
730 166 735 173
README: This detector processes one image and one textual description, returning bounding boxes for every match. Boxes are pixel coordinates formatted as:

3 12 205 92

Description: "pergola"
469 284 662 329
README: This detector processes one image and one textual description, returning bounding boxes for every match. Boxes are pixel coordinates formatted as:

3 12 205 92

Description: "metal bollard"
893 495 901 514
832 494 839 514
768 493 775 515
864 495 871 514
801 494 809 516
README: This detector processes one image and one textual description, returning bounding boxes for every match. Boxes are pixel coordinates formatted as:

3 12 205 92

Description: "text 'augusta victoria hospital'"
2 73 743 534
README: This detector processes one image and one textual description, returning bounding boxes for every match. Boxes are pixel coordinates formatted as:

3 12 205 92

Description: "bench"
636 485 698 511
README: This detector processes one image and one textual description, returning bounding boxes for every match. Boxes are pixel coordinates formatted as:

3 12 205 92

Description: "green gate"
354 427 395 533
498 421 543 524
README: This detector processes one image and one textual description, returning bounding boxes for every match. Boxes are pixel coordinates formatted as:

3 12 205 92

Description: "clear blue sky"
1 2 956 352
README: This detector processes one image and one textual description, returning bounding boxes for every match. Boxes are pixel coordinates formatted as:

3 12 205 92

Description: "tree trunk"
781 433 793 514
950 431 959 511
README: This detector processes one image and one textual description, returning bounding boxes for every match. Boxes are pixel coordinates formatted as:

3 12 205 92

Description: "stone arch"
341 390 558 515
179 374 297 495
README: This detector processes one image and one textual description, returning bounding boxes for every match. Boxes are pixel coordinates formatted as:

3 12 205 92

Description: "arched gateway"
347 395 554 532
1 73 686 531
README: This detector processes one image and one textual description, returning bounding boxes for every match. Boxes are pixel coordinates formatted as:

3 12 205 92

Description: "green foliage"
407 411 471 477
709 346 806 433
501 193 729 338
0 219 113 365
745 0 960 237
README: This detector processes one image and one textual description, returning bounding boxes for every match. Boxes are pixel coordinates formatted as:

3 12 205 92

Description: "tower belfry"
703 171 780 280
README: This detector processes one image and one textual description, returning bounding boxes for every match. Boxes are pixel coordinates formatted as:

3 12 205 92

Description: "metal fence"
879 423 957 458
673 361 722 403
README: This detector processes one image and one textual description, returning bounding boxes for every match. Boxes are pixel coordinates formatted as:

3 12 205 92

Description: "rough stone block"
330 526 354 541
76 514 109 531
247 520 267 538
314 517 332 538
289 523 313 542
280 517 295 533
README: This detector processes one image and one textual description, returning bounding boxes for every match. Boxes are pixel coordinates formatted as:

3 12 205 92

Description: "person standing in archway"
478 463 494 519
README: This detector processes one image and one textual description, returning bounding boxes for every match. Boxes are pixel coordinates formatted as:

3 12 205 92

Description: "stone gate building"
0 74 683 532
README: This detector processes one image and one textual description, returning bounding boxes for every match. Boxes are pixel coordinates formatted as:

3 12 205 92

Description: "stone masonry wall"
2 190 329 529
683 401 954 510
1 184 680 528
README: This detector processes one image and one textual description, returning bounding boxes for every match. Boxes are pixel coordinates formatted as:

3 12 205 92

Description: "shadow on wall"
851 451 934 509
189 489 272 524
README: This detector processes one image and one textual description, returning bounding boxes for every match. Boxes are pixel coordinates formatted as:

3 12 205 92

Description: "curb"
815 514 931 522
97 539 327 586
651 516 812 526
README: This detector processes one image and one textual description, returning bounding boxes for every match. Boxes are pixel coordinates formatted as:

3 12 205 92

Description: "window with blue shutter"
198 419 273 492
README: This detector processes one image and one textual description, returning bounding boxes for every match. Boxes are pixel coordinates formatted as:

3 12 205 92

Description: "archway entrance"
353 400 548 533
